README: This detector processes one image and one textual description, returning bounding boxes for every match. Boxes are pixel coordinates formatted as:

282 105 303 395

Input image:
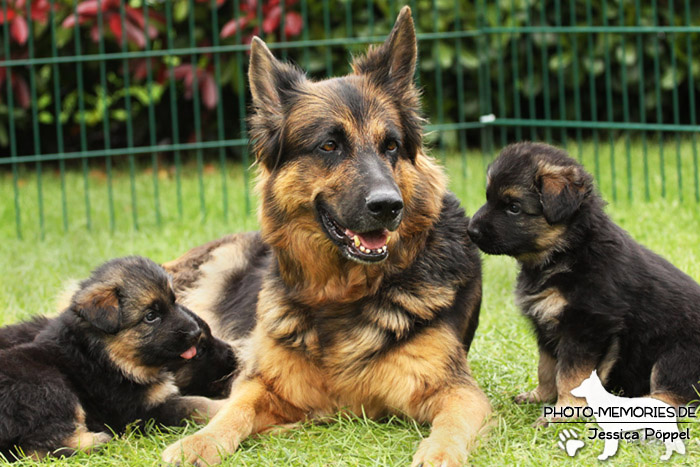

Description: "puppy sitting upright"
0 257 222 460
468 142 700 420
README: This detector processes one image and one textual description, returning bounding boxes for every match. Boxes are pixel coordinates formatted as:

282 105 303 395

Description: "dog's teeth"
353 235 360 247
382 246 387 253
359 246 367 253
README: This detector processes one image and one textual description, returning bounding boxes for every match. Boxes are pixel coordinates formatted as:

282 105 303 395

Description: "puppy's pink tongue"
180 346 197 360
344 228 389 249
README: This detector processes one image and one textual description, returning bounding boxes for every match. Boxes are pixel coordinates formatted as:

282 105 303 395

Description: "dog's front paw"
411 438 464 467
162 430 234 466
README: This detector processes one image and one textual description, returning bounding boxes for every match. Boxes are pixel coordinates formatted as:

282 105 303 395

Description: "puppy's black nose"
366 191 404 225
186 327 202 343
467 224 482 242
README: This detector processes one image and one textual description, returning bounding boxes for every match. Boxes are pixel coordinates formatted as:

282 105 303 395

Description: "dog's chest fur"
515 264 572 337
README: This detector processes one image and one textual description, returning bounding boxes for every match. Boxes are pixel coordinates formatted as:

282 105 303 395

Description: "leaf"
285 12 302 37
435 42 454 69
174 0 189 23
10 16 28 45
200 73 218 109
38 111 53 124
458 49 480 70
262 6 281 34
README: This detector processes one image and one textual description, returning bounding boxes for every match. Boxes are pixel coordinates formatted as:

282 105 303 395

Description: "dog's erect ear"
536 163 587 224
248 37 306 170
352 6 417 93
71 283 122 334
352 7 423 160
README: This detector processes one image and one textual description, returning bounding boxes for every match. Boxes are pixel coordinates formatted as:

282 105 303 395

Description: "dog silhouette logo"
570 370 687 461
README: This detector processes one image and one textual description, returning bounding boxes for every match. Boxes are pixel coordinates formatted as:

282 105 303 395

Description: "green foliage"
1 1 699 158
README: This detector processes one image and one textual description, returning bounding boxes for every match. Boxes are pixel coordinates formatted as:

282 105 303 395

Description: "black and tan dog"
0 257 224 460
161 7 490 466
0 307 237 399
468 141 700 421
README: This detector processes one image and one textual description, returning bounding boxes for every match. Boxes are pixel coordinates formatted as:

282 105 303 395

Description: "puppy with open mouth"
0 256 224 460
468 142 700 423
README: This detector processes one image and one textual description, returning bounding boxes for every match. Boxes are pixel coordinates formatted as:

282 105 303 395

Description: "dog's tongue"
180 346 197 360
345 228 389 249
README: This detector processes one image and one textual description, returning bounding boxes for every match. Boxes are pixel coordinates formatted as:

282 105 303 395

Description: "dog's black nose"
467 224 482 242
366 191 404 224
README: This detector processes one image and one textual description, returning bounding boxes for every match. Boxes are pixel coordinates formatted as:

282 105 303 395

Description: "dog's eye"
506 203 521 215
143 311 160 324
386 140 399 154
319 140 337 152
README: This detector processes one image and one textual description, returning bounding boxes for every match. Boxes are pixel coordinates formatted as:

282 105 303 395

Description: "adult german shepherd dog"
162 8 490 466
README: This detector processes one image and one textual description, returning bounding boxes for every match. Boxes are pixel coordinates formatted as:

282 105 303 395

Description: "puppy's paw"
411 438 464 467
514 390 541 404
162 430 233 466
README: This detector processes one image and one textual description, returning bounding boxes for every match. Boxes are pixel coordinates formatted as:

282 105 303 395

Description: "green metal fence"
1 0 699 239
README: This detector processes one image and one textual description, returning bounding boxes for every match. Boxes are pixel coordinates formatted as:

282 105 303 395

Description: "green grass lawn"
1 138 699 466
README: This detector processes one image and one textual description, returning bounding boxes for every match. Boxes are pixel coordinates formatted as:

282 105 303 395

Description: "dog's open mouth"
318 206 390 263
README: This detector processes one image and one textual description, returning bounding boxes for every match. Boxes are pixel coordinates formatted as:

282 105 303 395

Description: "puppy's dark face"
70 257 202 374
468 142 592 263
170 310 237 398
249 8 422 265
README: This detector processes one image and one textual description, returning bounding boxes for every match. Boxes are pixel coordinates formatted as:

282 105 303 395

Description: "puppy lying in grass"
468 142 700 423
0 307 237 399
0 257 225 460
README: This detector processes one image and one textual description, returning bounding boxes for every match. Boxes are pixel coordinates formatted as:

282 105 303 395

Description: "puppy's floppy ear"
352 7 423 160
536 163 587 224
248 36 306 171
71 283 122 334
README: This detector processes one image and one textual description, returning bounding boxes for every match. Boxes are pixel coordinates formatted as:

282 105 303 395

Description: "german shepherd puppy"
468 142 700 421
0 309 238 399
161 7 490 466
0 257 223 460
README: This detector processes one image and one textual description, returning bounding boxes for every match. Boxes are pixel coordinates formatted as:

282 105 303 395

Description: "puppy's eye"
506 203 521 215
143 311 159 324
386 140 399 155
319 140 337 152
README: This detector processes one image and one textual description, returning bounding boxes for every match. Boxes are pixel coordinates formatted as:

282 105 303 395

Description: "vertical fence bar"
569 0 583 160
685 0 699 202
233 0 250 214
494 2 507 148
72 0 91 229
165 2 183 219
475 0 488 163
118 3 139 230
187 0 207 222
301 0 311 71
454 0 467 180
211 0 228 220
367 0 375 36
48 0 68 231
524 0 537 141
601 1 616 201
143 2 161 226
322 0 332 75
618 1 632 202
539 0 552 143
280 0 287 60
652 0 665 198
25 0 44 238
554 0 567 147
634 0 649 201
2 0 21 238
431 0 445 162
510 0 521 141
668 0 682 202
585 0 599 182
97 0 115 231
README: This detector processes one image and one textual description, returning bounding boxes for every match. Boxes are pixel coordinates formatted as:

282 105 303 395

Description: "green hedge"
1 0 698 161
